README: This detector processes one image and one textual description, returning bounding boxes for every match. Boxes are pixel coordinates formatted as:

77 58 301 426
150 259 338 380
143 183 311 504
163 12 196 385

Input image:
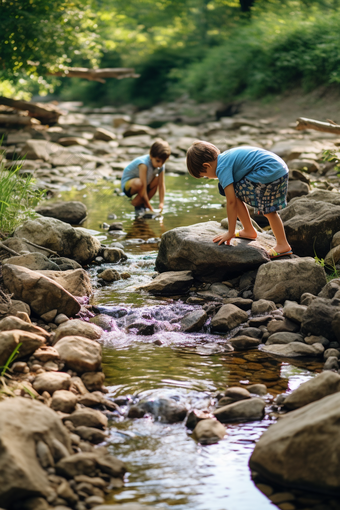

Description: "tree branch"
296 117 340 135
49 67 140 83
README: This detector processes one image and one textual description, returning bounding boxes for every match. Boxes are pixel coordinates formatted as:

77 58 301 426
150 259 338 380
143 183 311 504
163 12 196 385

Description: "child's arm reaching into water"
213 184 237 245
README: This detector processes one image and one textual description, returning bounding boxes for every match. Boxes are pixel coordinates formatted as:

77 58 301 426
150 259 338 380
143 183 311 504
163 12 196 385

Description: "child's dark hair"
150 139 171 161
186 141 220 178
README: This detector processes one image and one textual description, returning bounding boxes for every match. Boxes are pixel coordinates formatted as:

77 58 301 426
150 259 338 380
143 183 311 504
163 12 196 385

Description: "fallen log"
0 114 40 126
49 67 139 83
296 117 340 135
0 96 61 124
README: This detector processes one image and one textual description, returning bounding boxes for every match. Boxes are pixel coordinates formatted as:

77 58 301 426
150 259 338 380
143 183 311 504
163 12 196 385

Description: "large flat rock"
155 221 271 282
249 392 340 494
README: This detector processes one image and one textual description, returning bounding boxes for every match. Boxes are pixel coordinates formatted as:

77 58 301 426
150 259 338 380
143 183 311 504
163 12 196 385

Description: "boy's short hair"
150 139 171 162
186 141 220 178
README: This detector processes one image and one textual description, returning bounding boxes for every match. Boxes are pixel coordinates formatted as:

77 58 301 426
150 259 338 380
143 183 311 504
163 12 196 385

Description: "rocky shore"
2 98 340 508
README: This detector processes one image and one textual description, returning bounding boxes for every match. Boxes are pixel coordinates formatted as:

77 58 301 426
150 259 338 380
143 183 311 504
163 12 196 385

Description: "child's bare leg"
264 211 291 253
236 198 257 238
131 176 159 207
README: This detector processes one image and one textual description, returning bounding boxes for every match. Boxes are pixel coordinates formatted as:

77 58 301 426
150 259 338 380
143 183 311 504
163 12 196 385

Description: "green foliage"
0 343 21 378
0 151 44 237
0 0 101 82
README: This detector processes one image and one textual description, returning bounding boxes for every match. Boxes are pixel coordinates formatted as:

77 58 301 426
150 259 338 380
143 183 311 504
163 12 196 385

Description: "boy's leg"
264 212 291 253
235 198 257 238
131 176 159 207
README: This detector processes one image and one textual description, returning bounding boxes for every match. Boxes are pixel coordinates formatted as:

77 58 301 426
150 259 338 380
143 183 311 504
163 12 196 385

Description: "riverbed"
56 174 320 510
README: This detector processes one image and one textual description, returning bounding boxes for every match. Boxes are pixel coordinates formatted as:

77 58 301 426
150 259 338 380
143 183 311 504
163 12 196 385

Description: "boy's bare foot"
235 228 258 240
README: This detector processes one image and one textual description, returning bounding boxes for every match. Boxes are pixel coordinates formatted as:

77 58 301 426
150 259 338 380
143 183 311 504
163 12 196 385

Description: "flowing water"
57 175 322 510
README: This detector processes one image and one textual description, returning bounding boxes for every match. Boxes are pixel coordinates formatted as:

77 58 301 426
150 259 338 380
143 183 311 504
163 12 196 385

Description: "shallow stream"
57 175 321 510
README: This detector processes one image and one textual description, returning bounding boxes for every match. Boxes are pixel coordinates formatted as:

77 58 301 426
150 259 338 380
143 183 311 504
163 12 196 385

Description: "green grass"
0 149 44 237
0 343 22 378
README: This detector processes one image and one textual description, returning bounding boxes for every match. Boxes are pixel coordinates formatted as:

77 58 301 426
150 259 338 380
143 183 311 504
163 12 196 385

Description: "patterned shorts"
218 174 288 215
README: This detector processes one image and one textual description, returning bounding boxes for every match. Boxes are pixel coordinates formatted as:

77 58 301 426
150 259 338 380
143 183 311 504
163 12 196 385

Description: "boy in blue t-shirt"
186 141 292 258
121 139 171 215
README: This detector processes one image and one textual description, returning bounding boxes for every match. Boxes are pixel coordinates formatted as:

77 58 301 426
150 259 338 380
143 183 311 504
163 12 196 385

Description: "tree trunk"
0 114 40 126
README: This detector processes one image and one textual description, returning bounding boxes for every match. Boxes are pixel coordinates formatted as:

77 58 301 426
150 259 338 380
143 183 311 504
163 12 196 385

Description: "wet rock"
186 410 214 430
234 327 262 339
140 398 187 423
304 334 330 346
210 304 248 332
51 390 77 414
251 299 276 315
225 387 251 400
253 258 327 303
267 317 300 334
66 408 108 429
89 314 116 331
223 297 253 310
249 392 340 494
55 336 101 374
81 372 105 392
126 319 155 335
266 332 304 345
209 283 238 298
0 398 72 507
262 342 324 357
91 505 156 510
283 300 307 323
54 319 102 344
36 201 87 225
324 356 339 371
284 371 340 410
74 426 107 444
287 180 310 201
0 329 45 366
155 221 269 282
51 257 82 271
127 405 146 419
13 217 101 264
101 247 127 263
229 336 261 350
38 268 92 297
33 372 71 394
192 418 226 444
140 270 194 295
301 297 340 341
2 264 81 317
56 451 125 479
247 384 268 396
280 197 340 258
214 398 265 423
98 268 121 282
318 279 340 299
0 315 50 339
181 309 207 332
3 252 61 271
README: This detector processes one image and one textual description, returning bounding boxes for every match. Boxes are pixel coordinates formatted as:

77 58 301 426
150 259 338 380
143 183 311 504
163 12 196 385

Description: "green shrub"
0 153 44 237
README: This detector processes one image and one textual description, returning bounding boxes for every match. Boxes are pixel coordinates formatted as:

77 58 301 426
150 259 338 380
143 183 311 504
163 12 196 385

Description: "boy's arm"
158 171 165 212
213 184 237 245
139 164 153 211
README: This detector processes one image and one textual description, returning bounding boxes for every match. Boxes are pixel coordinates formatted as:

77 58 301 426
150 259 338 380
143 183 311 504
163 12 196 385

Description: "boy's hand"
213 231 235 246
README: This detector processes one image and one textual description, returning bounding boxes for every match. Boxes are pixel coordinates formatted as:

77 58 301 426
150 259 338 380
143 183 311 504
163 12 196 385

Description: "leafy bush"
0 153 44 237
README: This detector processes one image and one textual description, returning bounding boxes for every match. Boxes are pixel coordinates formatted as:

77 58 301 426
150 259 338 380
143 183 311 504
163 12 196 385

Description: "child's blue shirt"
121 154 165 191
216 146 288 190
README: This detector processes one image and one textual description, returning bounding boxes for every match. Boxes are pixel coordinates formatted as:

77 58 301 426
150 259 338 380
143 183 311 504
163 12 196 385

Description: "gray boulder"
287 180 310 201
210 304 248 332
0 398 72 506
54 319 102 344
192 418 226 444
181 309 207 332
253 258 327 303
266 332 304 345
283 300 307 323
2 264 80 317
55 336 102 374
302 297 340 341
249 392 340 494
36 201 87 225
3 253 60 271
140 271 194 295
214 398 265 423
14 217 101 264
37 268 92 297
280 198 340 257
0 329 45 366
33 372 71 394
155 221 270 282
262 342 324 357
284 371 340 410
